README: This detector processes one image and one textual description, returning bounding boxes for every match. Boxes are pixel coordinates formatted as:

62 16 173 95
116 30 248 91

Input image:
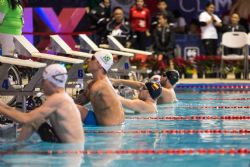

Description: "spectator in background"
0 0 23 57
88 0 111 45
106 7 131 47
230 0 250 33
199 2 222 56
187 19 200 36
172 9 186 34
86 0 101 12
151 0 175 30
152 13 175 71
129 0 150 50
222 13 246 33
222 13 246 55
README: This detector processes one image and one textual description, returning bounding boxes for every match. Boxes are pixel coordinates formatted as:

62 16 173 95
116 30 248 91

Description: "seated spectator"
222 13 247 55
152 13 175 71
222 13 246 33
105 7 132 47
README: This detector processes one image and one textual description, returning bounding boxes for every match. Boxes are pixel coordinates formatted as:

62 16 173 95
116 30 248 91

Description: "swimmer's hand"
109 78 119 86
0 100 7 107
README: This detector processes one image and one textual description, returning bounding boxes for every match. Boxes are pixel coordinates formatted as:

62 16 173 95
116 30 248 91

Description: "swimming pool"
0 85 249 167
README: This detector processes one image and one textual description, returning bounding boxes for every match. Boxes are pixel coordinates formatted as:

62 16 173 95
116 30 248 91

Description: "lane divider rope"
125 116 250 120
177 91 250 94
163 106 250 109
178 98 250 101
1 148 249 155
84 129 250 134
177 85 250 89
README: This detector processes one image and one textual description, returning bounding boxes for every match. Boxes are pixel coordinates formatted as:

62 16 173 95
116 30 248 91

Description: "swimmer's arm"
0 98 57 124
17 124 35 142
119 96 151 113
75 89 90 105
110 78 144 90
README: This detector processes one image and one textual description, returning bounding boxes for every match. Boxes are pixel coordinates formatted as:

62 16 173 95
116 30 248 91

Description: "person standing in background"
151 0 175 30
88 0 111 45
152 13 175 71
129 0 150 50
106 7 132 47
0 0 23 56
199 2 222 56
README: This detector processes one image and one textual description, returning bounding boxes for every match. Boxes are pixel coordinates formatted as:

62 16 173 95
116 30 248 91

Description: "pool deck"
179 74 250 84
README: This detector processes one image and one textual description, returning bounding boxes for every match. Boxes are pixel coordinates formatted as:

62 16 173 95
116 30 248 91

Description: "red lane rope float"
0 148 249 155
179 98 250 101
84 129 250 134
164 105 250 109
125 116 250 120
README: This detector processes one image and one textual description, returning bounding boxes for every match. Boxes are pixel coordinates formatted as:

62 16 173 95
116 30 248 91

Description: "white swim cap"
94 50 113 72
150 75 161 83
42 64 68 88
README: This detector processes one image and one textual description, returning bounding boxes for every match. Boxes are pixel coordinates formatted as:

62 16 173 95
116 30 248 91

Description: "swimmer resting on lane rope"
111 78 162 114
150 70 179 104
0 64 84 143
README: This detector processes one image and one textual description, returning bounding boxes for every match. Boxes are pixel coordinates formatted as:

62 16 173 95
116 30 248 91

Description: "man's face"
113 9 124 23
206 4 215 15
136 0 144 8
231 13 240 25
157 15 167 26
157 2 167 11
87 56 99 73
41 79 52 95
103 0 111 8
138 85 148 100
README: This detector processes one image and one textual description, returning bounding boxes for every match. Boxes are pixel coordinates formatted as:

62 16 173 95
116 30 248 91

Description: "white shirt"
199 11 221 39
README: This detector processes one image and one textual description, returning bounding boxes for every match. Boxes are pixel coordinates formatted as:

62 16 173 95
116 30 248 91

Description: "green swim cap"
145 81 162 100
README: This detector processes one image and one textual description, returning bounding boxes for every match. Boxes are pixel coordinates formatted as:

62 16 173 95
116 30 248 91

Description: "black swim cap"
145 81 162 100
164 70 179 86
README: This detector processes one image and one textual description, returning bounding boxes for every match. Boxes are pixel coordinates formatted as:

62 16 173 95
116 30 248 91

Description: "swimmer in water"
111 78 162 113
0 64 84 143
75 50 124 126
151 70 179 104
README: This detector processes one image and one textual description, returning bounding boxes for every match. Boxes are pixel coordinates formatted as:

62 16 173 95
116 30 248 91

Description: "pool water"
0 91 250 167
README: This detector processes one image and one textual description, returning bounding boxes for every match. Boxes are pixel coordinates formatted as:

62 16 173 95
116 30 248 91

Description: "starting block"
107 35 152 55
50 35 92 58
14 35 84 64
79 34 134 57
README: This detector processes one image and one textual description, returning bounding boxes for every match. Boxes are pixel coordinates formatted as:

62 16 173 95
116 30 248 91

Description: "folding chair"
220 32 248 79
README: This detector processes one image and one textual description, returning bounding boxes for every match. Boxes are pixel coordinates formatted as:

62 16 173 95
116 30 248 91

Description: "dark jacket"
105 18 131 46
153 25 175 53
222 24 246 33
88 2 111 31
